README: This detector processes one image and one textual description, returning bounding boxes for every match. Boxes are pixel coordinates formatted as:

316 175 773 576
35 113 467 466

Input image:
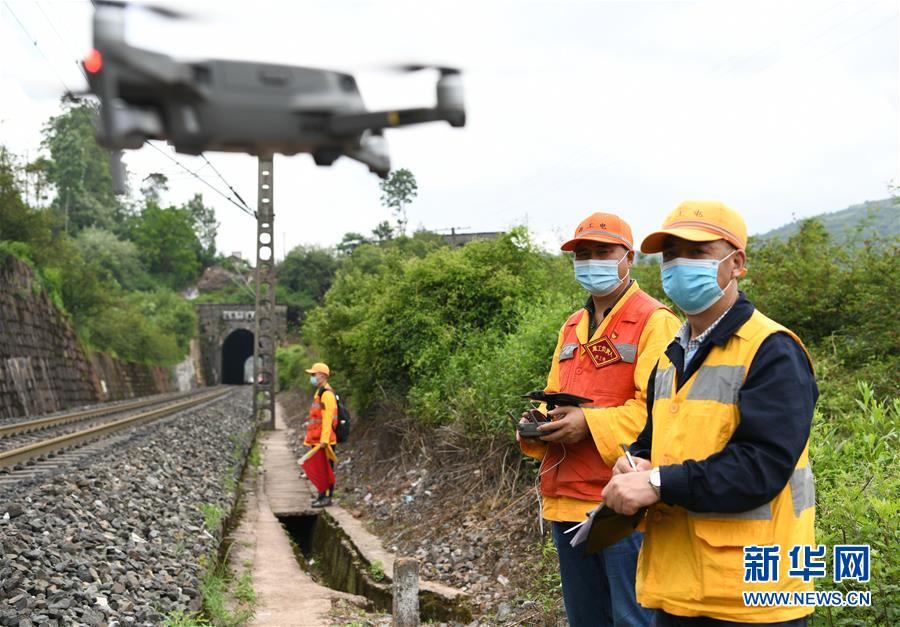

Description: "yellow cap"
640 200 747 253
560 212 634 251
304 362 330 376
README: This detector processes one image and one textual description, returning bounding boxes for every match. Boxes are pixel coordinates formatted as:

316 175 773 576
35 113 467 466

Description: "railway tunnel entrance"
196 304 286 385
222 329 254 384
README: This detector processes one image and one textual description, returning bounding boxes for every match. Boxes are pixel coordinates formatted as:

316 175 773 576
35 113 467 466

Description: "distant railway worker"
303 362 337 507
518 212 680 627
603 201 818 626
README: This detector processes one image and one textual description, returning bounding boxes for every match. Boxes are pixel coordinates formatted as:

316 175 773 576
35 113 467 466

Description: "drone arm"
329 107 463 135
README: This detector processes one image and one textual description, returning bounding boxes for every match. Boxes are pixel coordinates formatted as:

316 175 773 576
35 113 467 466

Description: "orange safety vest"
541 289 669 501
305 386 337 446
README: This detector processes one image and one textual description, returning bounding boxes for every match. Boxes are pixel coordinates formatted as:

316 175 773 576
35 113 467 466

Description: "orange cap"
304 362 330 376
560 212 634 251
640 200 747 253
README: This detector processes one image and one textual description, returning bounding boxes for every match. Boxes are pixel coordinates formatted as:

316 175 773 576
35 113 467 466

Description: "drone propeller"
382 63 462 76
95 0 191 20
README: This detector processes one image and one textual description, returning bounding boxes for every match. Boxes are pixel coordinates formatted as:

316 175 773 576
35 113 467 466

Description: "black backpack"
334 394 351 443
319 387 351 443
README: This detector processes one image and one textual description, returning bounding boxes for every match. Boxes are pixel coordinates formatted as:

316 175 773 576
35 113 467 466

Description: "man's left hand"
602 471 660 515
537 406 589 444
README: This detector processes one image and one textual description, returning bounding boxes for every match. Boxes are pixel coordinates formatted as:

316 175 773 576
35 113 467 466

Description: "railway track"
0 390 217 451
0 387 234 482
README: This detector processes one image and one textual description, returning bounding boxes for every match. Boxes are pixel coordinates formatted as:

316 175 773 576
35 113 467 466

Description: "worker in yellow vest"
519 212 680 627
602 201 818 626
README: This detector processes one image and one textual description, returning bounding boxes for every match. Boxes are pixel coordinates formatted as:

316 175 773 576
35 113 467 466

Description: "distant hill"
755 198 899 243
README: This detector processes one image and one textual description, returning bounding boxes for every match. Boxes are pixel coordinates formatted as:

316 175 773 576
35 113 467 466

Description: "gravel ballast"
0 387 254 627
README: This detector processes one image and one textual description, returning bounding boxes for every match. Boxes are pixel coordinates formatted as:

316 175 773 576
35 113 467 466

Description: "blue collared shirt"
674 305 732 368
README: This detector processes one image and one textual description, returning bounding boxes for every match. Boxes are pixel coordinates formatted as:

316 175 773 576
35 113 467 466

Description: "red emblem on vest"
584 336 621 369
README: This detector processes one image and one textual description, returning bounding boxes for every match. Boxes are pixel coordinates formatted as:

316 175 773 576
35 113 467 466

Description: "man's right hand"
613 454 651 475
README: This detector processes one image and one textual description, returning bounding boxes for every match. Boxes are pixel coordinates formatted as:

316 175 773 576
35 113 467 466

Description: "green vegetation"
248 440 262 469
810 382 898 626
758 197 899 244
299 213 897 625
233 570 256 606
0 99 220 366
368 559 385 582
200 503 226 534
200 558 255 627
276 244 340 326
160 610 211 627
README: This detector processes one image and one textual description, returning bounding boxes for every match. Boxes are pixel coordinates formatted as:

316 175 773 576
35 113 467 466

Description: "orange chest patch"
583 336 622 369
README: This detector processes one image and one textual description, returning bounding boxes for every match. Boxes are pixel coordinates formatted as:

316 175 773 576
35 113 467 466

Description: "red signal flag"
84 49 103 74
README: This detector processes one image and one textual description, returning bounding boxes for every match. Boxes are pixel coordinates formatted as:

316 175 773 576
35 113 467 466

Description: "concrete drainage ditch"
278 511 472 623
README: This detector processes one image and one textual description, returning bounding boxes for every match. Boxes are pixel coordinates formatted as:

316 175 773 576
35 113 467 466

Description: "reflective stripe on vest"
305 388 336 445
637 309 816 622
686 466 815 520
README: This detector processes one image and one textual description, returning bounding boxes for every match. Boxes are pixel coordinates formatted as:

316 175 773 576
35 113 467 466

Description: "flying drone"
84 1 466 189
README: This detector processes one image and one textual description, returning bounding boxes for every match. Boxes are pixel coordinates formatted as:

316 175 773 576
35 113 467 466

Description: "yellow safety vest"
637 309 815 622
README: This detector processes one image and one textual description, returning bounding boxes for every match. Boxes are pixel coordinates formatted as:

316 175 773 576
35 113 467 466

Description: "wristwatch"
649 467 661 496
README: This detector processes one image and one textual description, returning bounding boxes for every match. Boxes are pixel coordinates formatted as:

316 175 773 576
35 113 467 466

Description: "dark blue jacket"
630 293 818 512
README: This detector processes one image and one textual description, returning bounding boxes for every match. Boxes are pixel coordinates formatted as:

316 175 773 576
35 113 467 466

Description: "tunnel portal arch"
197 304 287 385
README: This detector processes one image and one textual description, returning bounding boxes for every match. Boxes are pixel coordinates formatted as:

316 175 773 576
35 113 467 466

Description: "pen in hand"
621 443 638 471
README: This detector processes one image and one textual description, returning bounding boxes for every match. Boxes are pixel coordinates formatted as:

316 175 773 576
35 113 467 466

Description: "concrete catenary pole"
252 155 276 430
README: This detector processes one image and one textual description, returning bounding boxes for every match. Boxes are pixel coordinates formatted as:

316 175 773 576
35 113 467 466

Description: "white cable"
535 441 567 537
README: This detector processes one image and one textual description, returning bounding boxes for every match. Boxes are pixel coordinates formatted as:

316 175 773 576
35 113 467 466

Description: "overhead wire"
143 141 257 219
810 11 898 62
34 0 89 81
3 0 73 93
13 0 256 224
200 154 253 214
748 0 894 76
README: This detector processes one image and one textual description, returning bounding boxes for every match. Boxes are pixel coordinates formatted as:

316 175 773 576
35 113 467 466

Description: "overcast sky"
1 0 897 260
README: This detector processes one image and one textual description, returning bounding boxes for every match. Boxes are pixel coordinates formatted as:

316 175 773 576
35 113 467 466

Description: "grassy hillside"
757 197 898 243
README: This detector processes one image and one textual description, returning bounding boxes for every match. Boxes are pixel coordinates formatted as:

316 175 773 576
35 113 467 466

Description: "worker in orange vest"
304 362 337 507
519 213 680 627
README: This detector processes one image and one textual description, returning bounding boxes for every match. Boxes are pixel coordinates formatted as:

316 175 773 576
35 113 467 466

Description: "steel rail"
0 388 232 470
0 389 208 440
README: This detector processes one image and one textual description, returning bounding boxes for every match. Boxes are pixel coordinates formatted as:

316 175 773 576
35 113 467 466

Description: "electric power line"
34 0 89 81
143 141 257 219
200 154 253 213
3 0 73 93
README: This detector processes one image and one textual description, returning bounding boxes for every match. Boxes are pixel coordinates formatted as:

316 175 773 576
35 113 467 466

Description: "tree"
277 245 339 323
336 231 369 256
182 193 219 267
41 98 123 234
130 204 203 290
371 220 395 243
140 173 169 205
379 168 418 236
0 147 53 247
73 227 149 291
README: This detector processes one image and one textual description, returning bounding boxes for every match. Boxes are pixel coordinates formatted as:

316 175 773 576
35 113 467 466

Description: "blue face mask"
574 253 628 297
661 250 737 315
309 375 319 387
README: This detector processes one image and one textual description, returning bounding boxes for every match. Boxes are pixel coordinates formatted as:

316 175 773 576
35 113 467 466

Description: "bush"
809 381 898 625
80 289 196 365
276 344 313 391
305 228 573 413
744 220 899 379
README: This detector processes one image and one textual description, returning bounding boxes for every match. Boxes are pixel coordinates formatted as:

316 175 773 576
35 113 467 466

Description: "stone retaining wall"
0 255 201 419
